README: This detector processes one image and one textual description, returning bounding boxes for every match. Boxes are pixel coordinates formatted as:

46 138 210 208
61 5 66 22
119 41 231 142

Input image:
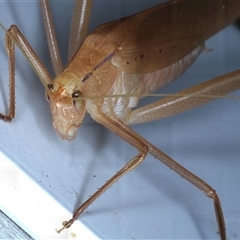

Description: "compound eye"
47 83 54 91
72 90 82 99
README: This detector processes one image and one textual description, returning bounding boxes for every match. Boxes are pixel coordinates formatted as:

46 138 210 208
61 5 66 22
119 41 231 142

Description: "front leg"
0 30 15 121
58 108 227 240
0 24 53 121
57 109 149 232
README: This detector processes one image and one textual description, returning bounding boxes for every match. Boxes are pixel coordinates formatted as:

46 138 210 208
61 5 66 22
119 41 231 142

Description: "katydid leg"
0 32 15 121
0 24 52 120
39 0 63 76
128 70 240 124
67 0 93 61
58 109 227 240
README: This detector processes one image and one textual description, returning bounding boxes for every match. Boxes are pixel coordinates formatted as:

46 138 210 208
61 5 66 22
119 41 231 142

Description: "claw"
56 221 70 234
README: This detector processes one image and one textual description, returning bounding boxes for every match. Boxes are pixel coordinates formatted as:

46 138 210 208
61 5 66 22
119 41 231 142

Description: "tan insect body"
1 1 240 239
49 32 204 140
45 1 240 141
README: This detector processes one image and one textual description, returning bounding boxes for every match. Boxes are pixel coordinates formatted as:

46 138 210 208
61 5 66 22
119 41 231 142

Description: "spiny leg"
57 148 148 233
128 69 240 124
146 140 226 240
57 109 227 239
0 31 15 122
57 110 149 233
0 24 53 121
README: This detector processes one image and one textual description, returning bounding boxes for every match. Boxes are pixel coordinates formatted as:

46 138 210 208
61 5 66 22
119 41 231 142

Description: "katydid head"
44 34 117 140
46 72 86 141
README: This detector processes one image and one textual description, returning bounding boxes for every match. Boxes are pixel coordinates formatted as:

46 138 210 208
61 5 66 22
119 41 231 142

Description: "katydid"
0 1 240 239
